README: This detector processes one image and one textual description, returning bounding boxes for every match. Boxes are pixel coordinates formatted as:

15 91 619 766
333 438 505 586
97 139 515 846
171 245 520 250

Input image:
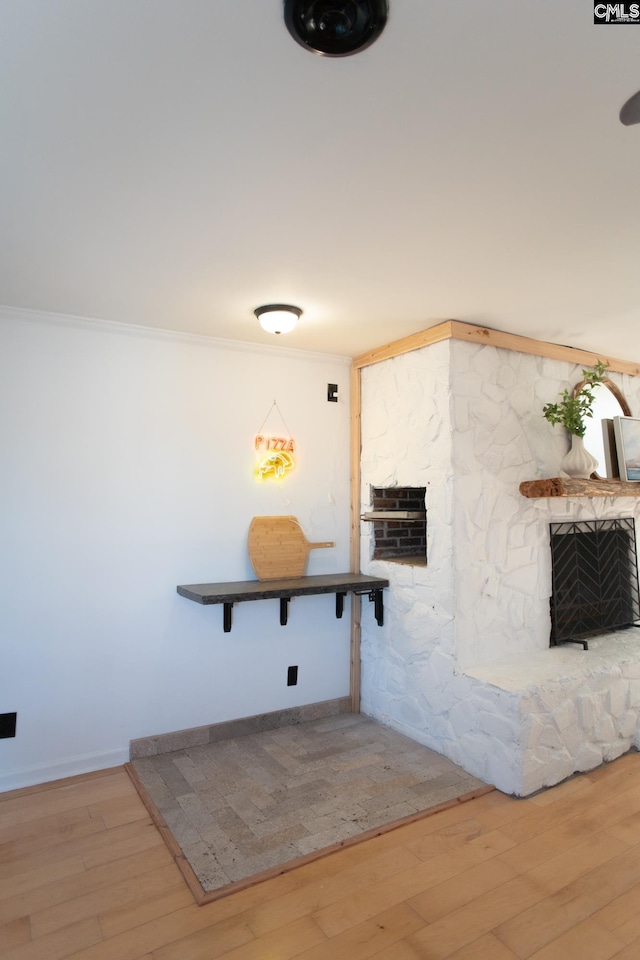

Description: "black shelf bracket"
372 588 384 626
223 602 233 633
280 597 290 626
336 591 346 619
354 587 384 626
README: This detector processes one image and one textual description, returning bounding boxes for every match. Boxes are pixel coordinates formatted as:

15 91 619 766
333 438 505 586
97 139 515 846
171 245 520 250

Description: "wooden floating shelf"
177 573 389 633
519 477 640 499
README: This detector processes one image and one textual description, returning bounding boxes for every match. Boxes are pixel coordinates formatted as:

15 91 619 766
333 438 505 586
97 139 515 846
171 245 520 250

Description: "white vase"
560 434 598 479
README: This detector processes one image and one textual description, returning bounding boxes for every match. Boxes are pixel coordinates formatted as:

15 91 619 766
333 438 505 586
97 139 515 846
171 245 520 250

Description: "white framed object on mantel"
614 416 640 481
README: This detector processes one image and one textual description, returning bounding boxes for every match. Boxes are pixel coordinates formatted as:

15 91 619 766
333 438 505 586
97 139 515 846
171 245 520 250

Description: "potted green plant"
543 359 608 478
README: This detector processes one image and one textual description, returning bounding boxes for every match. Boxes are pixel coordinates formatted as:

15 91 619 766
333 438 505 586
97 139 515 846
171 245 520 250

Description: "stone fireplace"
358 331 640 796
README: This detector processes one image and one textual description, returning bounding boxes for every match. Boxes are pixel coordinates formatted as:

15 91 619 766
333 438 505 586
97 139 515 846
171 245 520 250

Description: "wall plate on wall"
0 712 17 738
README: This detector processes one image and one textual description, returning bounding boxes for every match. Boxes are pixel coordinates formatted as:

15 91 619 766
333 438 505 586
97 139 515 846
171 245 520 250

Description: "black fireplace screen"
550 518 640 648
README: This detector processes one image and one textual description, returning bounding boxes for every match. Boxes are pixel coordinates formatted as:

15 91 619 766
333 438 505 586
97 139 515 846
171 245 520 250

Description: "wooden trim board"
352 319 455 369
353 319 640 375
350 362 362 713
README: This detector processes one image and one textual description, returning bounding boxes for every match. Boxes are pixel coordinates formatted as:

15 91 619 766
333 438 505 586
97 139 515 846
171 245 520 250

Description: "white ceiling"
2 1 640 359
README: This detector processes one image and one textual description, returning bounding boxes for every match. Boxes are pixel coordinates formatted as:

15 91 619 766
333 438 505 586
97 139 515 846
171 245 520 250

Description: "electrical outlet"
287 665 298 686
0 713 17 738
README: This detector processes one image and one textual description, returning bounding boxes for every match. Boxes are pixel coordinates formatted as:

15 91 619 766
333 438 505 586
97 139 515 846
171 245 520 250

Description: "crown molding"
0 305 351 366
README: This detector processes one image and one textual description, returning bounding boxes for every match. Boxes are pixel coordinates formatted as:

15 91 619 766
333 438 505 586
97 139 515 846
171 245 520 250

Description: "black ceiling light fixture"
620 89 640 125
284 0 388 57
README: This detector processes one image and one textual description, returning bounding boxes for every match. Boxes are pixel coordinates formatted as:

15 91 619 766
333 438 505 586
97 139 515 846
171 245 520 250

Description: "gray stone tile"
207 717 261 742
233 754 287 789
261 744 304 770
152 755 193 798
148 725 210 755
198 823 243 871
249 809 319 839
224 789 268 827
132 768 175 807
411 779 480 808
131 757 171 786
189 783 230 814
410 772 472 799
224 842 302 882
132 712 491 894
328 752 384 773
213 806 261 850
295 820 361 856
176 792 219 834
269 779 332 806
355 801 421 831
181 840 231 890
205 768 259 798
161 805 203 848
299 806 369 836
312 714 365 733
129 739 159 759
234 823 310 858
171 753 209 786
309 793 360 818
358 787 424 815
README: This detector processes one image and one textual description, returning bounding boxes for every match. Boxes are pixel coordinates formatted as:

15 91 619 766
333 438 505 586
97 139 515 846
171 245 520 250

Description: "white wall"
0 310 351 790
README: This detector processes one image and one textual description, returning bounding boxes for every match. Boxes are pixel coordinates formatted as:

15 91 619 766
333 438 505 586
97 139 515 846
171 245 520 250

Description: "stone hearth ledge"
130 697 351 759
463 628 640 796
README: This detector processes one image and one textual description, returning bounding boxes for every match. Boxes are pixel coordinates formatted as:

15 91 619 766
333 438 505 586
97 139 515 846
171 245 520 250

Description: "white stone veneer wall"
360 337 640 795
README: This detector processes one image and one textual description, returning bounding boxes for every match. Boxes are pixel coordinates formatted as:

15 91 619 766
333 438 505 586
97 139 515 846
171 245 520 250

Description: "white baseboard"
0 748 129 794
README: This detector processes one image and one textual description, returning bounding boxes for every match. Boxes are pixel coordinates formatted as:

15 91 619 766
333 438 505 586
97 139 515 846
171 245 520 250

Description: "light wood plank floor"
3 753 640 959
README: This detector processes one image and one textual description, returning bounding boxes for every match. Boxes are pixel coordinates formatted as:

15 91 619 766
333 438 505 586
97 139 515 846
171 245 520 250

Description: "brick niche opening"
366 486 427 565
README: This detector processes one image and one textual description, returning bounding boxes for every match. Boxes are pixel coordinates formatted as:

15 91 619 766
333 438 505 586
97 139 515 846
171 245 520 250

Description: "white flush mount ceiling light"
620 90 640 125
254 304 303 335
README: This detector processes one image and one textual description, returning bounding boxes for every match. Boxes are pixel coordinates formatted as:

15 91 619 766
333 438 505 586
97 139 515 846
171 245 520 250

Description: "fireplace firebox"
549 518 640 649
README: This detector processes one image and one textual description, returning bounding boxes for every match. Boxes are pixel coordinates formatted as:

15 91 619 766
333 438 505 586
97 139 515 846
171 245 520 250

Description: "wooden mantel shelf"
519 477 640 499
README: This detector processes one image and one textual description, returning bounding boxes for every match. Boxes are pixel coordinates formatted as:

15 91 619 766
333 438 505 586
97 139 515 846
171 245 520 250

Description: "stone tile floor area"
132 713 490 893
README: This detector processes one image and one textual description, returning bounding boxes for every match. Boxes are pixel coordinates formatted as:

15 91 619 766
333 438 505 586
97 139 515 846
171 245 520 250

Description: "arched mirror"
572 378 631 477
